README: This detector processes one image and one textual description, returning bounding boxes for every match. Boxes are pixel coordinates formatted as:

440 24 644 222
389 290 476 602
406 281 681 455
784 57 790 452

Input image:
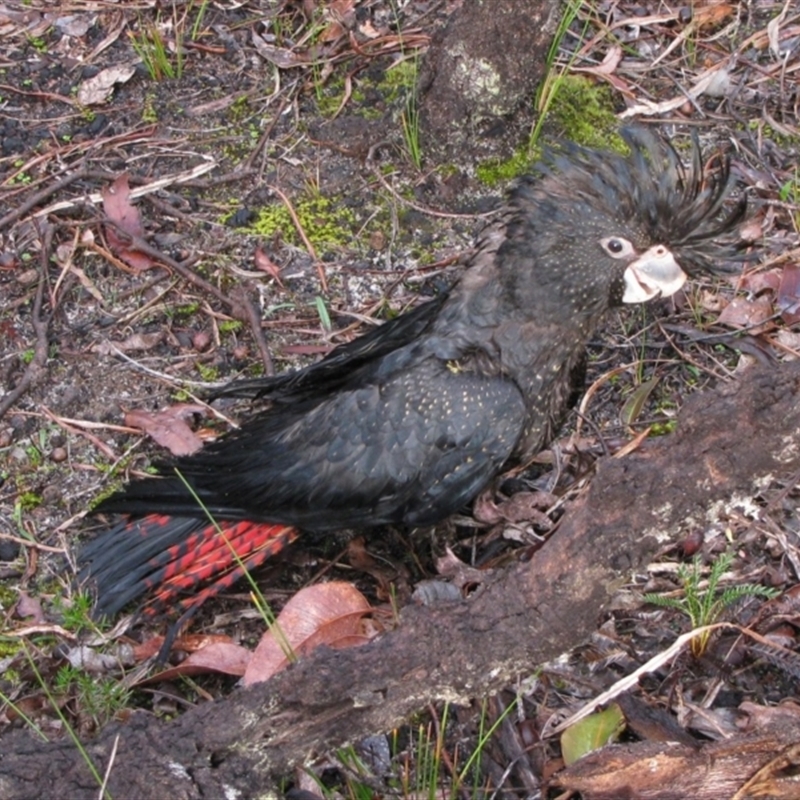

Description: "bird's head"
498 129 747 326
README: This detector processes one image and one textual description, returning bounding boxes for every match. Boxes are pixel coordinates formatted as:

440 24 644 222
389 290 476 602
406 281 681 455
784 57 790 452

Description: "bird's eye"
600 237 634 258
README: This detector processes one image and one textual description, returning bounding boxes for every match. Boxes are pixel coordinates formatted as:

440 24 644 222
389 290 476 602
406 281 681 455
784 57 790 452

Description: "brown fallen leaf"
136 640 252 684
474 490 557 526
124 404 206 456
131 633 235 662
15 591 46 623
693 2 735 31
92 331 164 355
243 581 373 686
740 268 781 296
717 295 775 334
253 246 284 286
102 174 155 272
435 547 487 589
573 46 635 98
77 63 136 106
777 264 800 327
347 536 397 594
251 34 315 68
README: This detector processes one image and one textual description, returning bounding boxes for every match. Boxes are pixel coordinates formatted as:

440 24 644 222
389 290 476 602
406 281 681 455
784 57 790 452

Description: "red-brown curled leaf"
244 581 373 685
102 174 155 271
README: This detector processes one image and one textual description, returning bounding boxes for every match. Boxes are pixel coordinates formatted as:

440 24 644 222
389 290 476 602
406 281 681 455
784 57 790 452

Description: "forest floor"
1 0 800 797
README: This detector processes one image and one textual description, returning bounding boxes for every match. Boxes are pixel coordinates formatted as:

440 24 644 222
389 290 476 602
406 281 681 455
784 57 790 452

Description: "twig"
1 127 157 198
0 226 52 421
0 533 66 554
242 96 289 173
232 286 274 376
30 157 215 218
179 167 258 189
105 347 227 391
0 167 88 232
40 406 121 461
100 219 218 299
97 734 120 800
266 183 328 293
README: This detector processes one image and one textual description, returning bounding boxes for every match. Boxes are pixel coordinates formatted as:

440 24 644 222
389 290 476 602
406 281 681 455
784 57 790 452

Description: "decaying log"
1 363 799 800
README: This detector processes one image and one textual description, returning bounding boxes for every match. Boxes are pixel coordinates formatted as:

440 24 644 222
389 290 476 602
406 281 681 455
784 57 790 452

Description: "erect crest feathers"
532 128 748 274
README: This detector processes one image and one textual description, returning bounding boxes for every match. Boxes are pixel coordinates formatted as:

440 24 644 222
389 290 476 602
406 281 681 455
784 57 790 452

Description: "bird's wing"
211 293 448 402
98 355 527 530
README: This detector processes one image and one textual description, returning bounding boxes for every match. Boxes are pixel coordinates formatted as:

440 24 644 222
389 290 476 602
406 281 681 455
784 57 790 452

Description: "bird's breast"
499 335 587 462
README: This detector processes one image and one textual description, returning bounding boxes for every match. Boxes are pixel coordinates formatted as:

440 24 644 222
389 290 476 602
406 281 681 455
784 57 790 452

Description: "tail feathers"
146 522 297 615
79 514 298 619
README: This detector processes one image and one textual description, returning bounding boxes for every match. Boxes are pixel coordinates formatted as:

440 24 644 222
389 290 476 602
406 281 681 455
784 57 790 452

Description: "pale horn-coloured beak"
622 245 688 304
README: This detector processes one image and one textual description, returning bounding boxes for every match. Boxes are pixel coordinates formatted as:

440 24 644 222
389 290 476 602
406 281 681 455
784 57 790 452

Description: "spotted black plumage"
79 129 746 619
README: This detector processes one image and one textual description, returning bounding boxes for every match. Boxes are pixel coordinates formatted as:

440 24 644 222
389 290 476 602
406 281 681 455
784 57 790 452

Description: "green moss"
88 480 125 510
346 59 418 121
0 583 19 609
219 319 243 334
246 363 266 377
315 73 366 117
171 302 200 319
27 35 49 53
476 148 538 186
228 94 251 123
747 119 800 148
17 492 41 511
436 163 461 179
383 60 417 89
196 363 219 381
0 640 21 661
650 419 678 436
547 75 624 151
236 195 357 252
1 666 20 684
141 93 158 124
779 169 800 228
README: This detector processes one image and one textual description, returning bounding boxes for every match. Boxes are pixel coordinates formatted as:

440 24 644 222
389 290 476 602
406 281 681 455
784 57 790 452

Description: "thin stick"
266 183 328 292
0 226 52 420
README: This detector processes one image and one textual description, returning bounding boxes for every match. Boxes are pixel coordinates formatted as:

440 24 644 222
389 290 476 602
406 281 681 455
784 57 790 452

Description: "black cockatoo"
79 130 746 620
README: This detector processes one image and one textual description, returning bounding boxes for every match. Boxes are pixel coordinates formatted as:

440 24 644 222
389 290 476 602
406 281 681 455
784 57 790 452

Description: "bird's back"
97 301 531 530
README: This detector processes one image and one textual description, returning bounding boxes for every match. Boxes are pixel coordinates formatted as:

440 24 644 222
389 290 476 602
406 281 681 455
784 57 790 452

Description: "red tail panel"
82 514 299 618
142 520 298 615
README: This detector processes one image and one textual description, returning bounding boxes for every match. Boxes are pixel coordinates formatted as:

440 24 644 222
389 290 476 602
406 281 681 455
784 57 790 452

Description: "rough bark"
1 363 799 799
418 0 562 163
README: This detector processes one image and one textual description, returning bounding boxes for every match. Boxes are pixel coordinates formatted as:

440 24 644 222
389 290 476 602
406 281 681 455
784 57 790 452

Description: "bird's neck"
494 315 589 389
494 318 590 460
